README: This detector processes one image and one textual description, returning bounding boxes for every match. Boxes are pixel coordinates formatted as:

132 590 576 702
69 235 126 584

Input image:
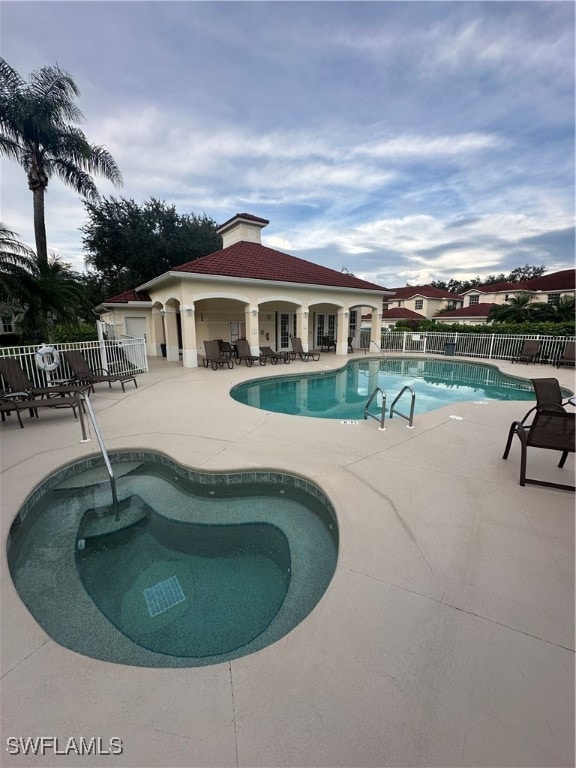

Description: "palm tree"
0 223 34 300
488 292 535 323
530 296 576 324
16 250 86 343
0 58 122 263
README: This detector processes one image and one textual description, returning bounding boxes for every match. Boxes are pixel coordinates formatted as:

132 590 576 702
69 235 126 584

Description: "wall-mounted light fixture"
344 312 349 319
303 311 309 318
160 309 166 317
252 309 258 318
182 305 193 317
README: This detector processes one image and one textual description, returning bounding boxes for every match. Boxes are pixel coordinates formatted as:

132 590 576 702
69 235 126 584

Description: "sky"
1 0 574 290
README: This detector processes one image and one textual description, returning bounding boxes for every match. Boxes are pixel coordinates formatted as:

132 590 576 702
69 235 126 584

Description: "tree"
529 295 575 324
488 292 535 323
0 58 122 264
82 197 222 295
0 223 34 300
507 264 546 282
16 250 86 343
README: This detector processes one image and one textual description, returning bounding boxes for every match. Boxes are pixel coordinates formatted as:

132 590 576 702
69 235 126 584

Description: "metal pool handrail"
76 393 119 521
364 387 387 430
389 385 416 429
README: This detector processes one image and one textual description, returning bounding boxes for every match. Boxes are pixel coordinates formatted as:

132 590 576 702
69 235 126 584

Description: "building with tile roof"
96 213 392 366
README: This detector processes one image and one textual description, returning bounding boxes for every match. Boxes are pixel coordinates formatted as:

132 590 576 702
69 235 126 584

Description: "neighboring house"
462 269 575 307
436 303 497 325
380 307 426 330
0 302 20 345
96 213 393 367
383 285 464 319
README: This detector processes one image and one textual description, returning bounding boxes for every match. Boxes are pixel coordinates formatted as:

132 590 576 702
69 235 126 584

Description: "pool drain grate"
144 575 185 617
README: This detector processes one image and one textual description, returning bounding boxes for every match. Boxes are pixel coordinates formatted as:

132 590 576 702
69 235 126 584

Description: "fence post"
488 335 495 359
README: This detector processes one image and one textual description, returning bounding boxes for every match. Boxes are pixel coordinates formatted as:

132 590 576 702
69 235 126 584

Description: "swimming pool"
7 451 338 667
231 357 547 420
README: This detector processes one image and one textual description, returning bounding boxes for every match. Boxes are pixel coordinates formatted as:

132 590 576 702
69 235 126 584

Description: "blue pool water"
231 357 546 419
8 452 338 667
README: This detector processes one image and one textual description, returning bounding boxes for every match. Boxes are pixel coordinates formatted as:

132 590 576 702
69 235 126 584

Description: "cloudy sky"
1 1 574 289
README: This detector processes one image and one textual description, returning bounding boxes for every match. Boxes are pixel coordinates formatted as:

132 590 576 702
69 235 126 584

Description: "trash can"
444 342 456 356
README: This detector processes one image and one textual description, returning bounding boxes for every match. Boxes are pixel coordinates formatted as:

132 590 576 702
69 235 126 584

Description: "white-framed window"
469 295 479 305
547 294 560 305
2 316 13 333
415 299 423 310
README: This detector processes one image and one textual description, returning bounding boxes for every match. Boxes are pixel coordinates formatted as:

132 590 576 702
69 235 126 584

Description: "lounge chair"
320 335 336 353
347 336 354 353
0 390 81 428
259 346 291 364
202 340 234 370
530 378 571 411
503 405 575 491
236 339 266 367
0 357 90 399
62 350 137 393
556 341 575 368
511 340 541 364
290 337 320 361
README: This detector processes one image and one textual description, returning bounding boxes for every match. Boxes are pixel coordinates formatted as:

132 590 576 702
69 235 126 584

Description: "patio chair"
62 350 137 393
348 336 354 353
556 341 575 368
290 337 320 362
202 340 234 370
321 335 336 353
259 346 291 364
502 405 575 491
236 339 266 367
0 357 90 400
216 340 236 360
511 340 541 364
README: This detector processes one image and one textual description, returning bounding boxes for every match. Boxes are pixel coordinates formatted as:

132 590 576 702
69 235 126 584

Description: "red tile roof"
439 303 495 318
388 285 463 300
471 281 521 294
104 289 151 304
217 212 269 232
521 268 576 292
382 308 425 319
171 241 389 292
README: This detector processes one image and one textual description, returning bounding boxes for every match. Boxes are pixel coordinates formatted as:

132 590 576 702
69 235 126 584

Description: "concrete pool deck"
1 353 574 768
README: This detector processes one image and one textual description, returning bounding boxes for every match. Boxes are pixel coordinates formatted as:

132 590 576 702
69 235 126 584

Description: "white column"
370 310 382 351
164 307 179 362
245 306 260 356
336 310 349 355
296 308 309 351
181 304 198 368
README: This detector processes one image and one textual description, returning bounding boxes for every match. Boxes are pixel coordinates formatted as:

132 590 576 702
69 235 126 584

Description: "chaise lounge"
511 340 542 364
62 350 138 393
259 346 291 364
202 340 235 370
290 337 320 362
0 357 90 400
236 339 266 367
556 341 575 368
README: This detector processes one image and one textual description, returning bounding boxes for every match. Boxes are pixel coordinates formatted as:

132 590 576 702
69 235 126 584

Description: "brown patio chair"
202 340 234 370
511 339 541 364
216 340 235 360
0 357 90 399
290 337 320 361
320 335 336 352
236 339 266 367
502 405 575 491
259 346 291 364
556 341 575 368
62 350 137 393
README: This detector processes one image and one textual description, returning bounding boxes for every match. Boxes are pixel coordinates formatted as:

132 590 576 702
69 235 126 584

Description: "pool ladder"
364 386 416 431
77 392 119 520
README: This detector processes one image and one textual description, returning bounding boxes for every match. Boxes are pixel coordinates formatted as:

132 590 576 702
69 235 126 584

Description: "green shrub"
54 323 99 343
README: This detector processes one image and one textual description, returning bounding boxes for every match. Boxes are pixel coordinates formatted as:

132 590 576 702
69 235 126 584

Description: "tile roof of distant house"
170 241 389 292
103 289 152 304
521 268 576 292
439 303 496 318
382 308 425 319
388 285 463 300
466 269 576 294
469 281 521 294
